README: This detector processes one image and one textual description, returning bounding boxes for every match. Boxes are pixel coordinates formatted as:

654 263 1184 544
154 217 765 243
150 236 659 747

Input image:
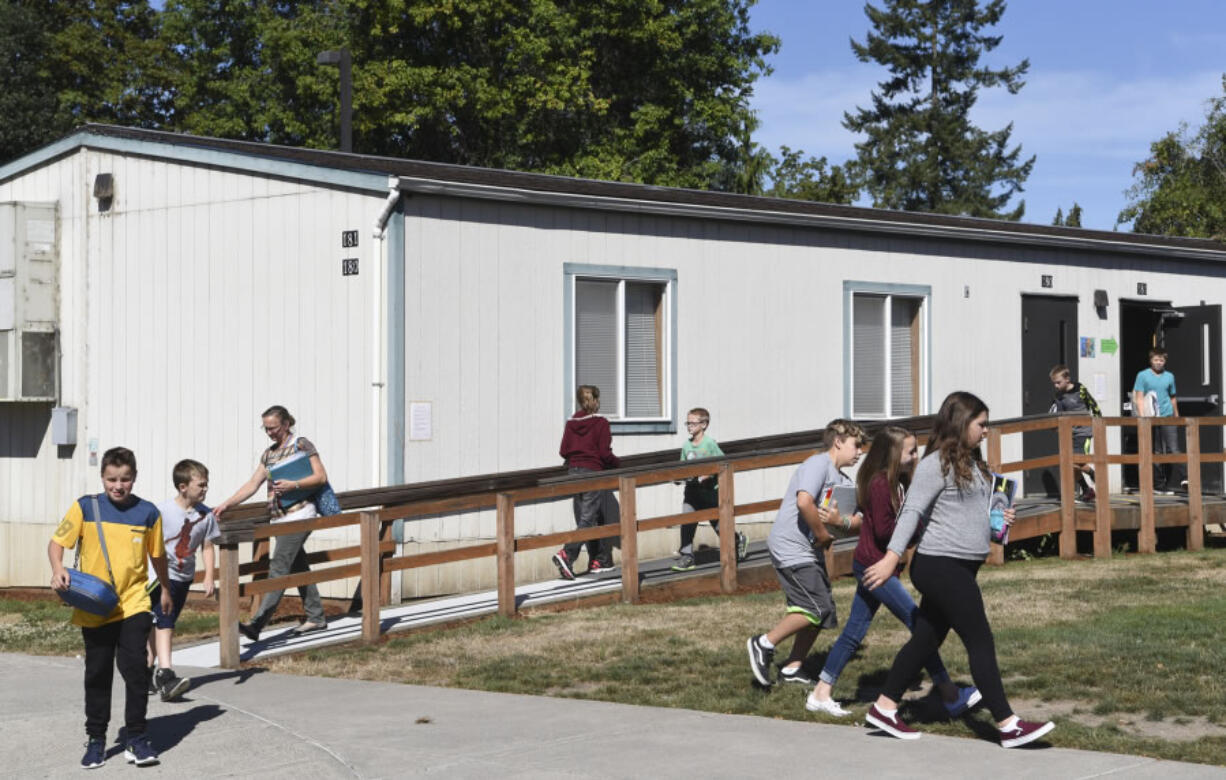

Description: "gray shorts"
1073 433 1092 456
772 557 837 629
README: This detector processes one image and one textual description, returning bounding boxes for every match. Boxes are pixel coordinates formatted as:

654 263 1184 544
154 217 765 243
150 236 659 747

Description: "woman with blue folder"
214 405 329 639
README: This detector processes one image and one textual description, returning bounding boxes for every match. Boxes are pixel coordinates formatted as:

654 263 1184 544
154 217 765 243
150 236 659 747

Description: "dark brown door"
1021 295 1078 496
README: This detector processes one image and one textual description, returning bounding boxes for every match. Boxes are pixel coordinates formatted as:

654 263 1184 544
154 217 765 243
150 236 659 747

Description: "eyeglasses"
685 421 707 428
262 424 282 433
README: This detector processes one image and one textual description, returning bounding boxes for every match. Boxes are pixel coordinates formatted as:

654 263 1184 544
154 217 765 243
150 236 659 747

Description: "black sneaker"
670 553 696 572
746 634 774 686
81 738 106 769
156 668 191 702
735 532 748 562
238 621 261 641
778 665 815 685
124 733 159 766
551 550 575 580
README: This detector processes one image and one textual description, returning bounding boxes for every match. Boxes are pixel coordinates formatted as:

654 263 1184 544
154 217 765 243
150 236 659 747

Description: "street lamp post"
317 48 352 153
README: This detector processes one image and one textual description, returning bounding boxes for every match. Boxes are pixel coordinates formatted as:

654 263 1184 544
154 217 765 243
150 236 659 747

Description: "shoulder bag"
57 496 121 617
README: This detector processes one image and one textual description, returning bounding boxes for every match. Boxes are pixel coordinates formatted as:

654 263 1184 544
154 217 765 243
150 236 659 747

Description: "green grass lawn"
262 549 1226 766
0 595 219 655
5 550 1225 764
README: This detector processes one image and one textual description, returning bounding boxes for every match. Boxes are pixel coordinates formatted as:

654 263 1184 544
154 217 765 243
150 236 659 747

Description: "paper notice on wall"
409 401 432 441
1093 372 1107 402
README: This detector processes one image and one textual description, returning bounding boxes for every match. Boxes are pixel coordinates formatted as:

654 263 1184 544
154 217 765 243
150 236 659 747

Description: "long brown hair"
856 426 914 514
925 391 992 489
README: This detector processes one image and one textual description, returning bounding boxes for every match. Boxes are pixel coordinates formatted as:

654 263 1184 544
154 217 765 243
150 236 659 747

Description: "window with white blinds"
851 292 924 418
573 276 669 420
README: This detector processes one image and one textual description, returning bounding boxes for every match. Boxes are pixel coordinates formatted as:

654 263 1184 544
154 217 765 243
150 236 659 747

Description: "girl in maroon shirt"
552 385 620 579
804 426 978 718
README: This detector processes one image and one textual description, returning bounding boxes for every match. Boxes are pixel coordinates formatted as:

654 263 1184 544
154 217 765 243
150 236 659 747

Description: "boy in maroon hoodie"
553 385 620 579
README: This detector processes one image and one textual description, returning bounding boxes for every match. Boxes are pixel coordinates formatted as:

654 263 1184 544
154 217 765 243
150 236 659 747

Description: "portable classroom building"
2 124 1224 593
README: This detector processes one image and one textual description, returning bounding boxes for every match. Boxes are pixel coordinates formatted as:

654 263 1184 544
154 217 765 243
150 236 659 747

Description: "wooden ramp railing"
206 413 1224 668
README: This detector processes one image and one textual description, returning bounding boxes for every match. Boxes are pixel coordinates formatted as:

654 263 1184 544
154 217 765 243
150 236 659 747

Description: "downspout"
371 176 400 490
374 177 406 602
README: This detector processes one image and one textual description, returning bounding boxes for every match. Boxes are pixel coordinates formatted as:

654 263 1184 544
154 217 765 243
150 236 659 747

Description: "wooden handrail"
213 411 1226 668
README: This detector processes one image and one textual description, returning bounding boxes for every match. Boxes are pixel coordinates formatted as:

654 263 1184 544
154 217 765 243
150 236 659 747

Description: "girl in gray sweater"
861 391 1056 749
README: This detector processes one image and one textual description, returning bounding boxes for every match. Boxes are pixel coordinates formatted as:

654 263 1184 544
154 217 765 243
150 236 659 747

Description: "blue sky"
746 1 1226 230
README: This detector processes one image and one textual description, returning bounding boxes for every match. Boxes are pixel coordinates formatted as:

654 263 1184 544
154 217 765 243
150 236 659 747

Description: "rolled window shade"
890 297 917 416
575 279 620 416
853 294 886 416
625 282 663 417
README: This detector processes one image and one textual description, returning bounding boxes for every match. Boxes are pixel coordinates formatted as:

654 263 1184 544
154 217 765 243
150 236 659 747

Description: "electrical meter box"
0 202 59 401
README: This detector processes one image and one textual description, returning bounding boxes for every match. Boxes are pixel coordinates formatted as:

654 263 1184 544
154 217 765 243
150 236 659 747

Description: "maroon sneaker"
865 705 921 740
999 718 1055 748
551 550 575 580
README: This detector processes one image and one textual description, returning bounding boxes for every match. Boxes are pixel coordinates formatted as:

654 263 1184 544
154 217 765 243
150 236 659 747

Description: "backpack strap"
88 495 119 592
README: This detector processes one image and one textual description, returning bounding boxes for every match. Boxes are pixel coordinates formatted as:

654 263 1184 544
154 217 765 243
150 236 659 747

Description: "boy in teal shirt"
671 408 747 571
1132 347 1186 493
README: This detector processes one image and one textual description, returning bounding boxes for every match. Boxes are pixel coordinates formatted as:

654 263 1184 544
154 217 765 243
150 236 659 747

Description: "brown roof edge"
69 123 1226 258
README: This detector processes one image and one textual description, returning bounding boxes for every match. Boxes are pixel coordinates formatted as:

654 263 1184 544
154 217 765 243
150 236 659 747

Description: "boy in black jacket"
1050 365 1102 501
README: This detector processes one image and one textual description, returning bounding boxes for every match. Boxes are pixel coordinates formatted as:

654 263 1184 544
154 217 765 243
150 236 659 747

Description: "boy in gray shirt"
747 420 865 686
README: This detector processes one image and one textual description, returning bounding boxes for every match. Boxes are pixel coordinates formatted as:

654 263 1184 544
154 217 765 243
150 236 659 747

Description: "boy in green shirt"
672 408 747 571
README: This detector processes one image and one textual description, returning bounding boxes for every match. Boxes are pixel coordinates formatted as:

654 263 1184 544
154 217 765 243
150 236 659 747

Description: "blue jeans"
818 560 950 687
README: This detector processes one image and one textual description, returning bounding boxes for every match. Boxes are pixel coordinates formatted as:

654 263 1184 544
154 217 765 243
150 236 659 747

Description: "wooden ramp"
1009 493 1226 542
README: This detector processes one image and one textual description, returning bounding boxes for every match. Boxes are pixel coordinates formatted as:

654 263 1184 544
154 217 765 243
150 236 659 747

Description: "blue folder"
269 452 315 509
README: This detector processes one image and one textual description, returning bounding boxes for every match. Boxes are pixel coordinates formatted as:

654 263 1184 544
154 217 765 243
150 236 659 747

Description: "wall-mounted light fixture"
93 173 114 212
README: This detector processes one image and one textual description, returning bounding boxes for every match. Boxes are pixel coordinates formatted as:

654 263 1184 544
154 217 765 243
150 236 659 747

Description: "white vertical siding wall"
5 146 1226 593
394 195 1226 596
1 150 382 590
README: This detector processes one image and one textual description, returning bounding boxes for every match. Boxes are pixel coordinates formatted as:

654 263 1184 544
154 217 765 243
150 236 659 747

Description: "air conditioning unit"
0 202 59 401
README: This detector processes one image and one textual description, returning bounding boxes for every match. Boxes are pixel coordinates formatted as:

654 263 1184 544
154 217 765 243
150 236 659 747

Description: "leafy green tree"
0 1 56 162
0 0 166 163
766 146 859 204
843 0 1034 219
1051 207 1064 226
1117 77 1226 240
159 0 342 146
160 0 778 191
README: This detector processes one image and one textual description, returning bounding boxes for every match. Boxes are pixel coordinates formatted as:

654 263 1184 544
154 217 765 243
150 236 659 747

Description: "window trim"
563 263 678 434
843 281 932 419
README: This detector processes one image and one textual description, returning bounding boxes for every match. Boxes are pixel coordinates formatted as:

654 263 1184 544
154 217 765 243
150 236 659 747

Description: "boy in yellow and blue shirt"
48 446 173 769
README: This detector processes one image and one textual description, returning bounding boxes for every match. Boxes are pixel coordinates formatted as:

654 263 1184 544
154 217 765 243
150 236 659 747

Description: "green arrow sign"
1101 337 1118 355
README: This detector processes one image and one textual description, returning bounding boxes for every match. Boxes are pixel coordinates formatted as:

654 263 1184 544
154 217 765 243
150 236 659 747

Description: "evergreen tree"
1066 202 1082 227
1052 203 1082 227
843 0 1034 219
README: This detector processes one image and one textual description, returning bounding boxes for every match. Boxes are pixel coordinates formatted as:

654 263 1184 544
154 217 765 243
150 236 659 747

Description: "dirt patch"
1009 697 1226 742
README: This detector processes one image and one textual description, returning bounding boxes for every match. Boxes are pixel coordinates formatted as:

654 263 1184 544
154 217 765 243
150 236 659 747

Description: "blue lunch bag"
57 496 121 617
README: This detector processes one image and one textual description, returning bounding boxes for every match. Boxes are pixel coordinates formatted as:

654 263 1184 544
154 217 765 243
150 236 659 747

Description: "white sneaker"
805 693 851 717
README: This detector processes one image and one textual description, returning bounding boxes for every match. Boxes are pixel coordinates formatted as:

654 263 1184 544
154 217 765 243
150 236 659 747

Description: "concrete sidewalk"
4 653 1222 779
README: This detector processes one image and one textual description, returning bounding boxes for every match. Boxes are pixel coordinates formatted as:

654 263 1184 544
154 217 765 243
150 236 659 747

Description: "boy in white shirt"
147 459 219 701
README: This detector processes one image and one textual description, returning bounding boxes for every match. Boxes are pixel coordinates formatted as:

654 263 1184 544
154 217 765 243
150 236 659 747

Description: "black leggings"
882 553 1012 722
